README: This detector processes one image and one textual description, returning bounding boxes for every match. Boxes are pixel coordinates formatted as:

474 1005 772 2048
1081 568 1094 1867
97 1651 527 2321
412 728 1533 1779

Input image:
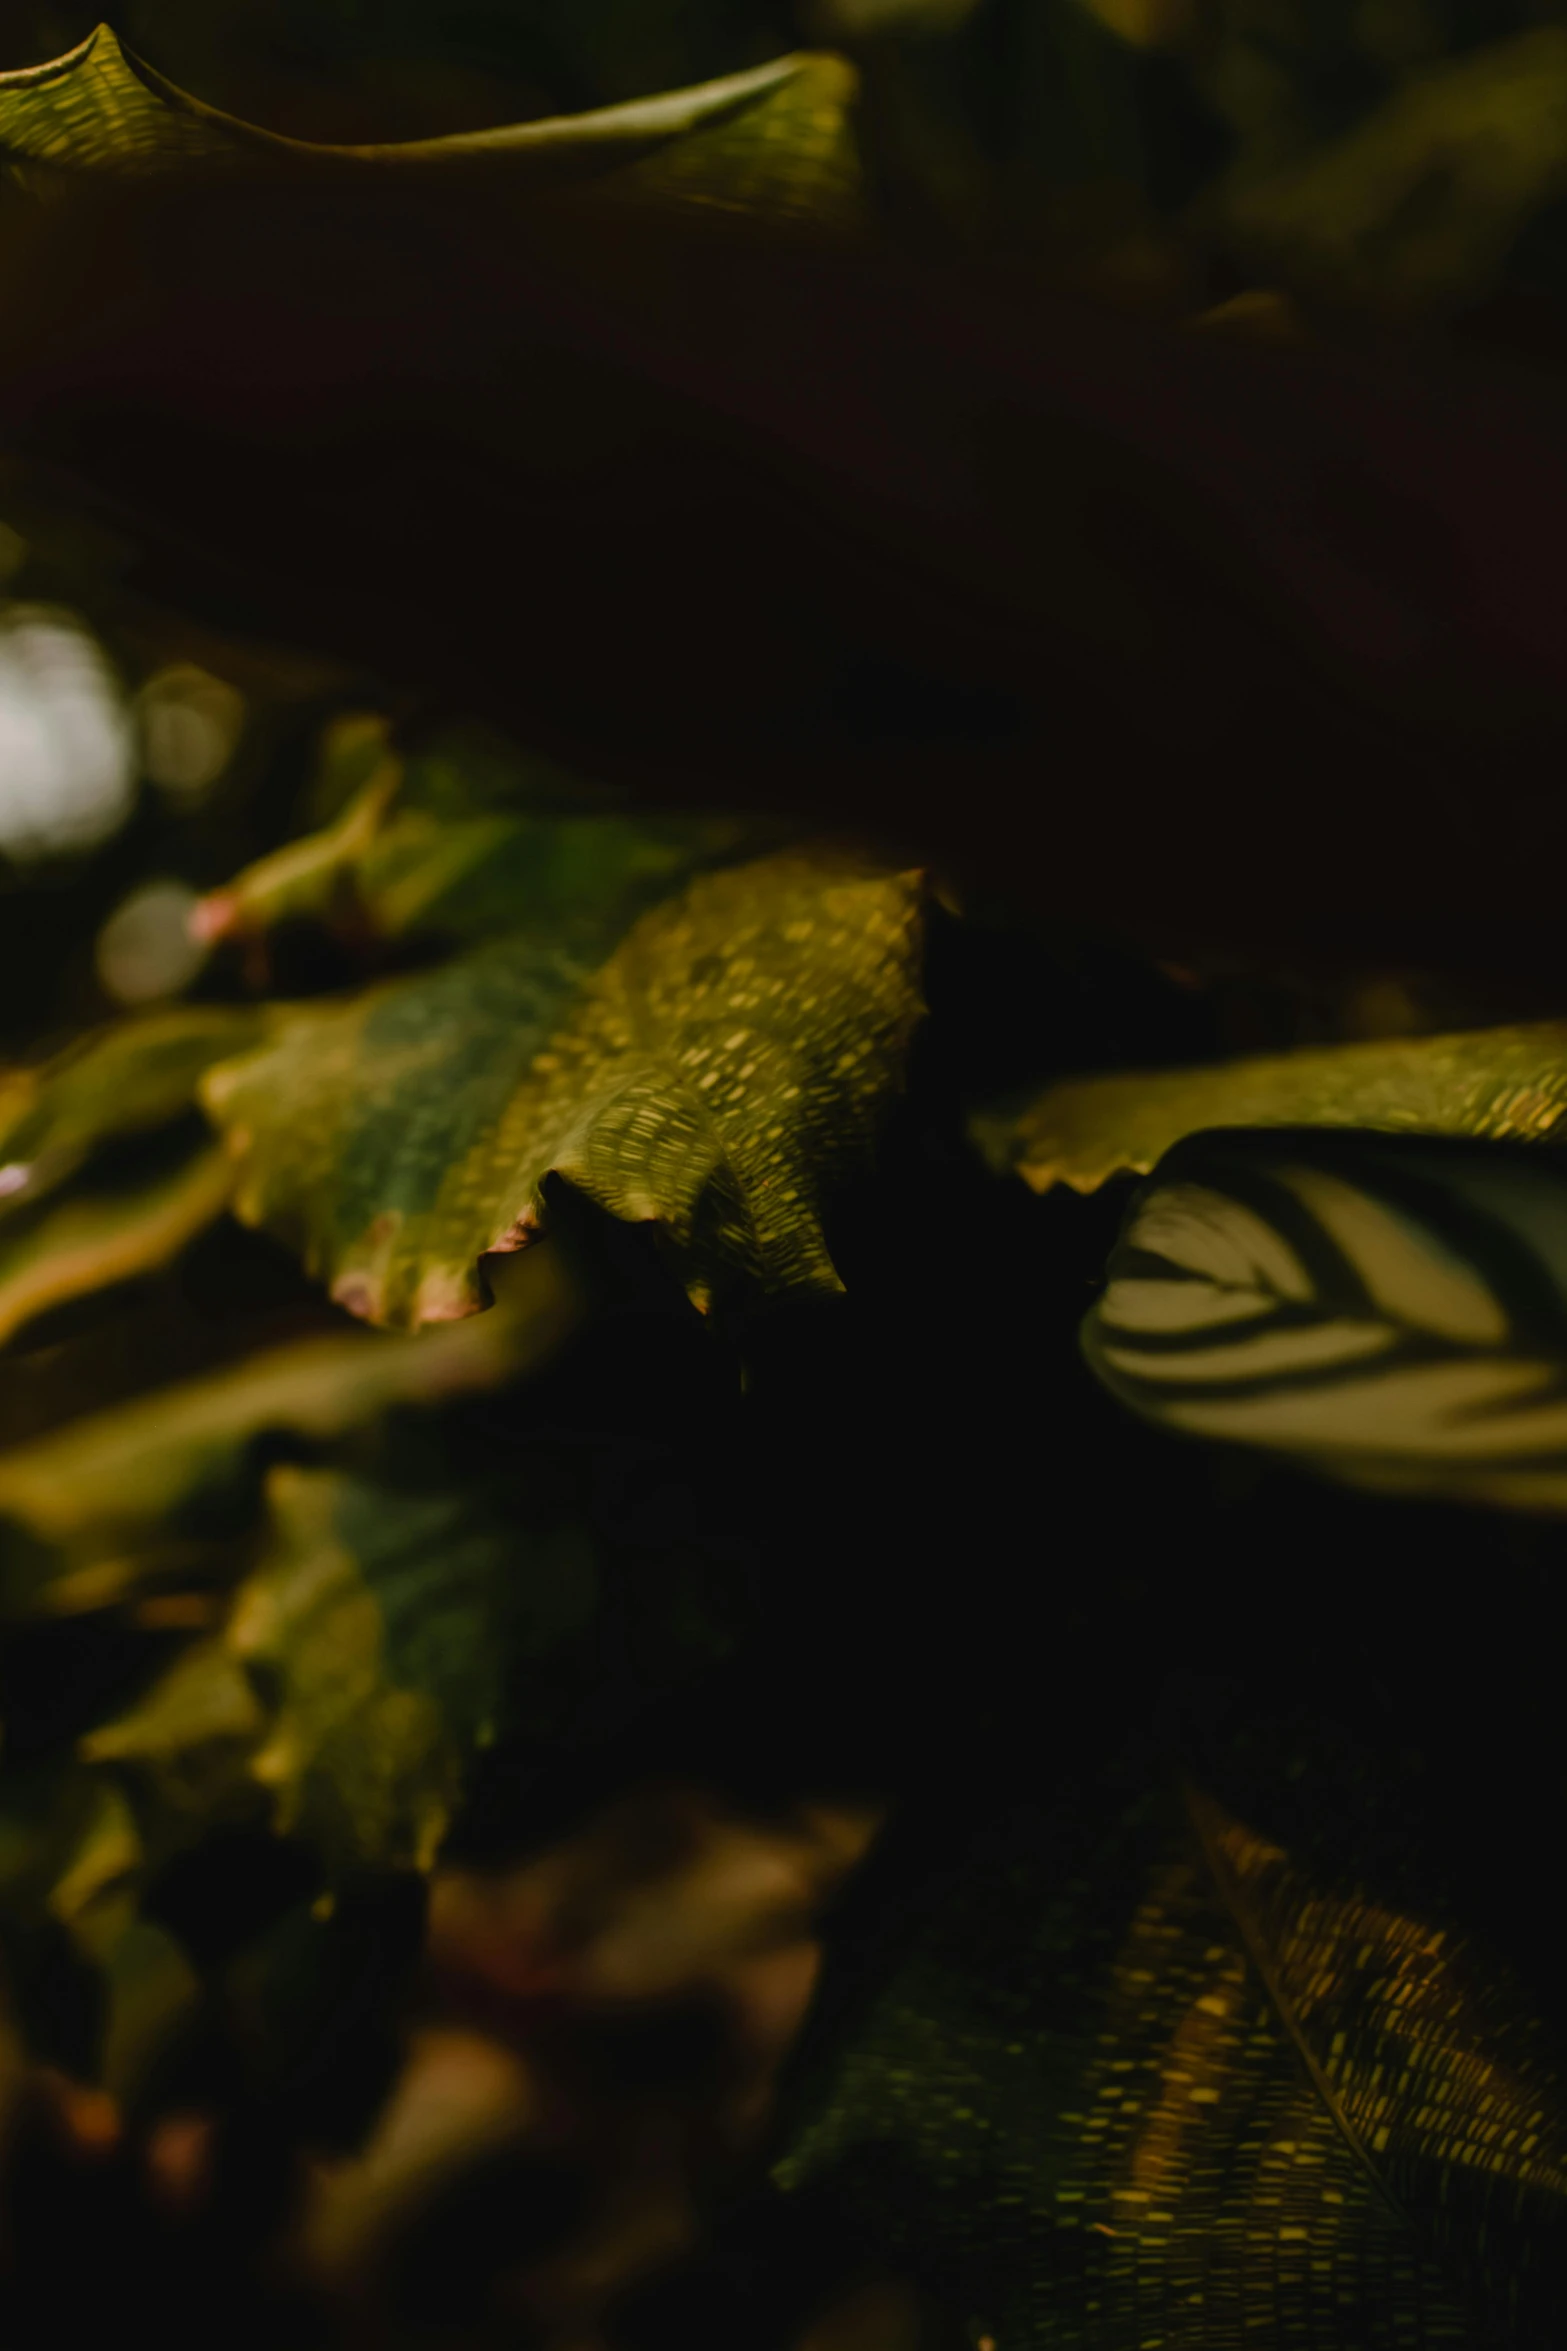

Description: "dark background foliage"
5 6 1567 2349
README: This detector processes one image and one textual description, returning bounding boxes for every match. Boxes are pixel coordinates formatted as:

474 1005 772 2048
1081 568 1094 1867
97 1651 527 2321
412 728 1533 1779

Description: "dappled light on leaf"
201 851 926 1323
773 1768 1567 2349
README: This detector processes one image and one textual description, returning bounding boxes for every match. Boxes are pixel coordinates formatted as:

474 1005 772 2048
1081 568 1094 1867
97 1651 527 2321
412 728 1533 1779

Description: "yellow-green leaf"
0 1238 581 1617
0 1003 262 1217
220 1462 584 1874
201 851 926 1326
79 1427 748 1880
80 1636 267 1811
979 1023 1567 1197
0 1143 234 1352
0 23 860 235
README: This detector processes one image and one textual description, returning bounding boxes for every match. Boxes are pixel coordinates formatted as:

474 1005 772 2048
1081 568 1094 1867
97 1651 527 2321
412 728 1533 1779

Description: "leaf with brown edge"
0 1237 582 1620
0 1004 263 1219
976 1022 1567 1197
200 851 927 1327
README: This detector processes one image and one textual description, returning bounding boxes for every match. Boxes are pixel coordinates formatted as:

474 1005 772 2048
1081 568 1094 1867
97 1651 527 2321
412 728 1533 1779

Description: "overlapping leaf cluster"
0 676 926 2099
8 0 1567 2269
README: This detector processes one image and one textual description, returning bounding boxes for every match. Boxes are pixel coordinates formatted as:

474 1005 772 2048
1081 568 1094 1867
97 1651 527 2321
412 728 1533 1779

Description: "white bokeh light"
0 604 138 860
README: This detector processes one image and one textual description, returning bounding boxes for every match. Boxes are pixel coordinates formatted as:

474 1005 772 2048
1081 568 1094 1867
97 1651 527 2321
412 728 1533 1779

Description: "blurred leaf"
1200 23 1567 322
0 1746 225 2090
201 851 926 1326
223 1463 548 1874
773 1763 1567 2350
196 720 763 958
0 1140 233 1350
97 1913 199 2104
79 1635 267 1810
0 21 861 234
977 1021 1567 1195
0 1004 262 1216
255 1449 733 1872
832 0 1196 298
46 1776 145 1960
71 1424 749 1879
1081 1124 1567 1511
0 1237 581 1616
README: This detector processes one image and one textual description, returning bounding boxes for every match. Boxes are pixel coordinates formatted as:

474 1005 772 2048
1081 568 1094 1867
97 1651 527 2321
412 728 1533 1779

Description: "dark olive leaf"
0 1236 582 1617
0 22 860 233
1081 1125 1567 1511
200 851 927 1325
772 1758 1567 2350
0 1717 237 2098
1196 24 1567 325
88 1439 748 1878
0 1143 234 1353
976 1022 1567 1198
0 1004 262 1218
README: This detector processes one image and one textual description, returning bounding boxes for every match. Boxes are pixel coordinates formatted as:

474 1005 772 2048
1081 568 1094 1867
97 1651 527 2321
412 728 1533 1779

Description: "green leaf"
1080 1125 1567 1511
0 1003 262 1217
100 1441 738 1876
0 1759 126 1942
773 1762 1567 2347
65 1407 748 1880
200 851 927 1325
976 1022 1567 1197
79 1635 268 1815
0 1712 229 2092
194 718 763 957
0 22 861 233
1200 25 1567 321
0 1142 234 1352
0 1237 582 1617
224 1464 508 1874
